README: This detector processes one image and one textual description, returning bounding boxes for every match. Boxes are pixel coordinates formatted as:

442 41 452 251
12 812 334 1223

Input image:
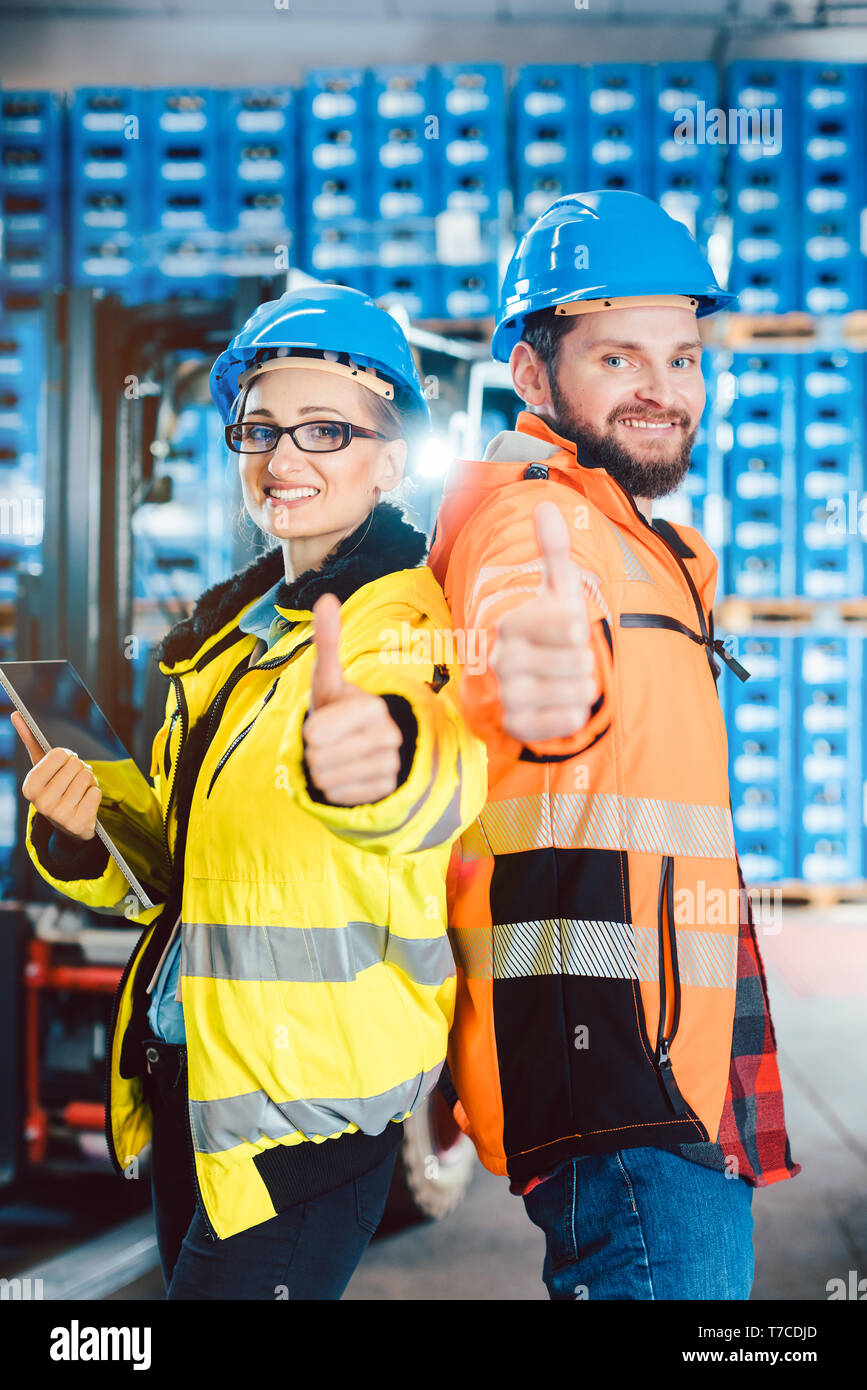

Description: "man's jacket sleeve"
278 593 489 857
446 484 615 764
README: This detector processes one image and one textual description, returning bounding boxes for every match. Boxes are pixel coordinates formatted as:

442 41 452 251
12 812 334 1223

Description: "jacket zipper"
205 678 278 797
655 854 691 1115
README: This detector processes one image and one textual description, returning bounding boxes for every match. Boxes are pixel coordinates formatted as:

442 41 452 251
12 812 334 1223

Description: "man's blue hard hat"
209 282 430 426
491 190 738 362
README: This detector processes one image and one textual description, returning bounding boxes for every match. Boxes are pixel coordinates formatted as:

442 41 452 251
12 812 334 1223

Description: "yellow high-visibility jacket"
26 504 488 1239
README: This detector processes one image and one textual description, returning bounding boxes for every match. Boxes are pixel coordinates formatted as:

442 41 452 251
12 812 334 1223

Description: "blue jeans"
522 1147 755 1300
144 1039 397 1300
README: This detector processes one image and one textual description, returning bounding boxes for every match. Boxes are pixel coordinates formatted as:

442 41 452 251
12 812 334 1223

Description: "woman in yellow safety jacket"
14 284 488 1300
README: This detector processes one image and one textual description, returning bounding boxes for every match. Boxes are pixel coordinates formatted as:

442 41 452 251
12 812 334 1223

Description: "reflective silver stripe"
674 926 738 990
189 1064 442 1155
415 752 464 851
472 792 735 860
604 516 654 585
450 919 736 987
182 921 454 988
324 741 440 844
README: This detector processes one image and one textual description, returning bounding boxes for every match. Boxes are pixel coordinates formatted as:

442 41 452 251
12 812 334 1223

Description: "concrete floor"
8 902 862 1301
342 903 867 1301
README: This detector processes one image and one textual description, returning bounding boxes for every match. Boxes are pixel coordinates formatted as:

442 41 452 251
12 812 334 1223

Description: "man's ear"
510 340 553 410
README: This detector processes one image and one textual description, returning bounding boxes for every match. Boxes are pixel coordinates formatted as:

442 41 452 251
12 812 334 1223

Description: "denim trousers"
522 1146 755 1300
142 1038 397 1300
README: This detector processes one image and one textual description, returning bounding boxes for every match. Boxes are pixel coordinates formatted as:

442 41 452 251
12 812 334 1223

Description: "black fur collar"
155 501 428 667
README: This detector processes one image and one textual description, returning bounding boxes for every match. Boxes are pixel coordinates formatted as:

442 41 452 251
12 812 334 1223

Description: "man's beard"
547 372 698 500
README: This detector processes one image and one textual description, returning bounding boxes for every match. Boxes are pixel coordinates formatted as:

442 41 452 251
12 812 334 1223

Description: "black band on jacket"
252 1120 404 1212
30 810 112 880
301 692 419 805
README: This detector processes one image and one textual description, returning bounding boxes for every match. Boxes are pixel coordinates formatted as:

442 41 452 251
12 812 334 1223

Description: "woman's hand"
303 594 404 806
10 711 102 841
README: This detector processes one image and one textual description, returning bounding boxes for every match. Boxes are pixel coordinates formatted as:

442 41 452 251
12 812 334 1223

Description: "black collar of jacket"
155 501 428 668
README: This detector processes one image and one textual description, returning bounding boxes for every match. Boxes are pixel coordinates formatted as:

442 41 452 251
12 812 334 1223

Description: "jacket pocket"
655 854 690 1116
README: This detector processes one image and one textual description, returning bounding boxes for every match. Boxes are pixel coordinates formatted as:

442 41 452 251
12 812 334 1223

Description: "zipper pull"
710 639 751 683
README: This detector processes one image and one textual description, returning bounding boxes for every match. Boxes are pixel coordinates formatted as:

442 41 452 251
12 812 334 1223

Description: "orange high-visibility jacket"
428 410 749 1186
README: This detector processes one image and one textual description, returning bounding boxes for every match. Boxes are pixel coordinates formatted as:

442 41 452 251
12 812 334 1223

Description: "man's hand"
489 501 599 744
10 711 102 840
303 593 404 805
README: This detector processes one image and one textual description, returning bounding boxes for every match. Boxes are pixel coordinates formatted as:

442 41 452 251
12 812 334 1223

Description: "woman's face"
237 365 406 565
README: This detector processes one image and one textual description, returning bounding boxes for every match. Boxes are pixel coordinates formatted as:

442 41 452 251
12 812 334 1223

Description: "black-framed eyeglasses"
224 419 388 454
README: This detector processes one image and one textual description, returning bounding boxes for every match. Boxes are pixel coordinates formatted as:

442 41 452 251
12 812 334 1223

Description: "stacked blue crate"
436 63 505 320
133 398 231 603
512 66 581 232
369 65 437 318
726 632 797 882
0 91 66 293
799 63 865 314
650 62 721 250
219 87 297 278
143 87 230 301
0 315 45 602
795 634 864 881
724 353 798 598
69 88 147 302
796 349 864 598
301 67 371 294
725 62 800 313
585 64 650 196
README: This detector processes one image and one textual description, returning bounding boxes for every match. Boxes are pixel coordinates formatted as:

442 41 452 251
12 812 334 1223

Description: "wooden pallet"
706 312 818 348
716 596 867 630
706 310 867 351
768 880 867 909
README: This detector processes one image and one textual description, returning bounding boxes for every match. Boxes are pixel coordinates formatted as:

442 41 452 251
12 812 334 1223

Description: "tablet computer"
0 659 173 914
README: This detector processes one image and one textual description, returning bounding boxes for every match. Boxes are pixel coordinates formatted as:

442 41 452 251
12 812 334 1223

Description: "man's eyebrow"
585 338 703 353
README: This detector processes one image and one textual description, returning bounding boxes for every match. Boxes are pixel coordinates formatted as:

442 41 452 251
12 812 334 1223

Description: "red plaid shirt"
513 857 801 1195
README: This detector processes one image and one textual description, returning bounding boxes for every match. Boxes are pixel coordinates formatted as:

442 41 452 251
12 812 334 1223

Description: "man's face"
540 305 706 500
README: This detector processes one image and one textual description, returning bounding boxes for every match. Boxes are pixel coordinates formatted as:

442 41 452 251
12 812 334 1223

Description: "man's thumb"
310 593 347 710
535 501 580 606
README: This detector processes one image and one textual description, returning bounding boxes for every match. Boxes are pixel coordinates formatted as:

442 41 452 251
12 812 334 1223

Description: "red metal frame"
23 937 122 1164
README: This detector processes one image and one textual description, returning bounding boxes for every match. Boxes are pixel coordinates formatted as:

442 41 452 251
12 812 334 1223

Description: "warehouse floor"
100 902 867 1302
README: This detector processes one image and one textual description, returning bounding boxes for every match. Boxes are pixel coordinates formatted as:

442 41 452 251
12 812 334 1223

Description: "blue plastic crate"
796 536 863 598
728 263 799 315
439 163 504 219
586 64 650 173
727 498 788 598
0 91 66 193
302 68 368 141
71 88 144 155
724 61 800 137
305 222 373 276
370 65 434 128
371 263 438 319
800 258 863 315
439 262 497 319
71 234 143 291
438 63 505 120
1 186 63 241
513 64 580 205
650 60 718 144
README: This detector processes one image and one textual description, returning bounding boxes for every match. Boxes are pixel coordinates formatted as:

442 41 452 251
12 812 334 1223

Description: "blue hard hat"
492 190 738 362
209 282 430 427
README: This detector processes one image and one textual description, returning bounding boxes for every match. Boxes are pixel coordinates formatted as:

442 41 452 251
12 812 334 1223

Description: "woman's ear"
376 437 408 494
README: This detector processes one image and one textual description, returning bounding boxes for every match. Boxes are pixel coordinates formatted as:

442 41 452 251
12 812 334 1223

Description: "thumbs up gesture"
303 593 404 805
489 501 599 744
